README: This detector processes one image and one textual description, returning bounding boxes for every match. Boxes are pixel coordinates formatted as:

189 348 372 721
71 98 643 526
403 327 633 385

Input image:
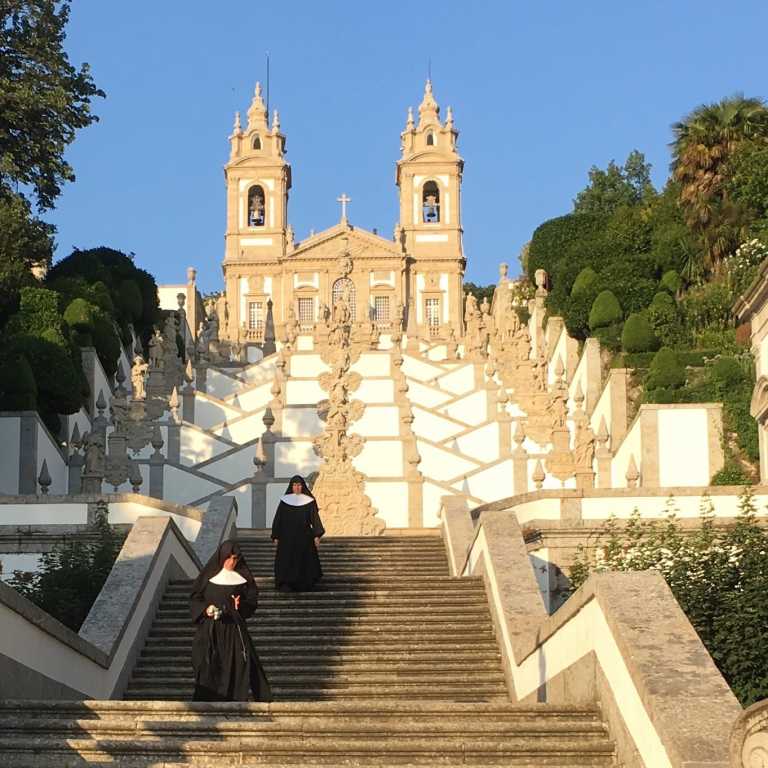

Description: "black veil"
284 474 314 498
190 539 255 597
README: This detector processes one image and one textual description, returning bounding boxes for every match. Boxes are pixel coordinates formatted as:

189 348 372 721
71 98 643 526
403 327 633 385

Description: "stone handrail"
0 515 199 700
730 699 768 767
442 504 742 768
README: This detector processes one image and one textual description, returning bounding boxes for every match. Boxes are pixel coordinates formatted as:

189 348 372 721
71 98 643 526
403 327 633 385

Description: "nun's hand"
314 537 321 548
232 595 241 611
205 605 217 617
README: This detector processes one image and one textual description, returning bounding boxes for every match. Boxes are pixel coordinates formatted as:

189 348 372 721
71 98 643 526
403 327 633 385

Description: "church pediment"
287 224 404 263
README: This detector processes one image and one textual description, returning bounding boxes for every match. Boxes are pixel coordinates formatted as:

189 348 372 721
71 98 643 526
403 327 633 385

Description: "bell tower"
222 83 291 338
396 81 465 336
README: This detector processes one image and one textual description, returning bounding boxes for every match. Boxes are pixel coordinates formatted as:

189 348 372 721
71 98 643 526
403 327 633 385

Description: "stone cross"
337 193 351 221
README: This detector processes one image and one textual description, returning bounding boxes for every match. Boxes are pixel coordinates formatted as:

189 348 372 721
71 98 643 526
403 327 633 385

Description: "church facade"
219 81 466 345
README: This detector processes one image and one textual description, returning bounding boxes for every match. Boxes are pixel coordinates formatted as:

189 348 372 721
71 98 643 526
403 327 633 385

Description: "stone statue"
550 386 568 430
82 431 106 476
148 328 164 371
285 305 299 347
574 421 596 469
207 310 220 342
131 355 148 401
318 302 330 328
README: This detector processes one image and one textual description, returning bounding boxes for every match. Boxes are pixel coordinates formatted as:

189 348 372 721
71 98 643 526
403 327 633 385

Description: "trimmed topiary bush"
64 298 96 346
588 290 622 330
660 269 681 295
0 353 37 411
571 267 600 297
91 311 122 378
645 347 686 391
621 312 659 353
648 291 684 348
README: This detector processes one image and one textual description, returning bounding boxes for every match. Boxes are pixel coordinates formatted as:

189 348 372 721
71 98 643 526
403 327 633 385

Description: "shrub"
680 280 733 332
621 312 658 353
648 291 685 348
589 290 622 330
645 347 686 391
0 353 37 410
660 270 682 294
592 322 623 352
91 311 122 377
562 290 595 340
570 267 600 297
8 508 122 631
115 279 143 324
63 298 96 345
569 492 768 706
710 357 747 391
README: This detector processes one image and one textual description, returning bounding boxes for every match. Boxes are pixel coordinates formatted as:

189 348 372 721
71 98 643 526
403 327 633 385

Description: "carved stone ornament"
311 342 384 536
338 255 353 277
731 698 768 768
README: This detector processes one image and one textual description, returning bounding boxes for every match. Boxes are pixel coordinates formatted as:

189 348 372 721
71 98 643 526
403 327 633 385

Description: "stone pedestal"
574 468 595 490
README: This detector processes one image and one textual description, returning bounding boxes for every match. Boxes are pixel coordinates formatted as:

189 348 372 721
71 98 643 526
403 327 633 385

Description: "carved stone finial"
272 108 280 131
151 424 164 454
96 389 107 414
233 111 241 133
38 460 51 495
532 459 546 490
406 106 414 131
70 422 81 450
626 455 640 488
554 356 565 380
597 415 609 445
514 420 526 447
128 461 143 493
262 407 276 432
253 438 267 474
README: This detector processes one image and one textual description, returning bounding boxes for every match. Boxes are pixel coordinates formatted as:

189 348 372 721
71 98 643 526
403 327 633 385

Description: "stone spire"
418 79 440 127
232 110 242 135
405 106 414 131
272 108 280 131
246 82 268 131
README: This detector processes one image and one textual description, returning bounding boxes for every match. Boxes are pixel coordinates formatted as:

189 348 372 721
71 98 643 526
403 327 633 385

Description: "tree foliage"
9 508 122 631
0 1 104 210
569 492 768 706
573 150 654 215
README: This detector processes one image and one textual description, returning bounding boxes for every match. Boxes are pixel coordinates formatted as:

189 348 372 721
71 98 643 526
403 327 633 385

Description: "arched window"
332 277 356 321
247 185 265 227
422 181 440 223
251 134 261 150
426 132 435 146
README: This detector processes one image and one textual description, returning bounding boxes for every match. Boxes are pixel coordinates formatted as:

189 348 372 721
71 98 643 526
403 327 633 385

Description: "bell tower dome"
396 81 464 337
222 83 291 338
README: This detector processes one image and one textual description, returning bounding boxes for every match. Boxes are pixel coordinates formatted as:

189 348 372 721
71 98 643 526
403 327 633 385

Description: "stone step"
155 606 491 619
145 628 497 643
140 640 502 656
132 660 504 676
122 685 510 699
0 739 615 768
169 577 476 587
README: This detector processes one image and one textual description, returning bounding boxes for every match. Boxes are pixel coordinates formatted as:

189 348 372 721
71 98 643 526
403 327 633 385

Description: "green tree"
9 508 122 631
0 1 104 210
0 192 54 326
671 95 768 270
573 150 655 215
569 492 768 706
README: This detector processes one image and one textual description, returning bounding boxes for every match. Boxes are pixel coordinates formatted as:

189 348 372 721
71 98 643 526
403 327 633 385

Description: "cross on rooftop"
337 193 351 222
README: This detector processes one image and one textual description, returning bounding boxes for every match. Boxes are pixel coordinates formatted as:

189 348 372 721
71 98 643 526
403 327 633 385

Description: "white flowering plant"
725 238 768 296
569 489 768 705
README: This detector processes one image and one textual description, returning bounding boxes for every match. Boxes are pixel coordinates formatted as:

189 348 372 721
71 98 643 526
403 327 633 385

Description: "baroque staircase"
1 534 616 766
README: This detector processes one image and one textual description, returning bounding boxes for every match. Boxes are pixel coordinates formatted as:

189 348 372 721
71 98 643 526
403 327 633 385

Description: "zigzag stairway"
1 534 616 766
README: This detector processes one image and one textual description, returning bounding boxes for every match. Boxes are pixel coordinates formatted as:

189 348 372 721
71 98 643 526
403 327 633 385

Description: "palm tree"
671 95 768 271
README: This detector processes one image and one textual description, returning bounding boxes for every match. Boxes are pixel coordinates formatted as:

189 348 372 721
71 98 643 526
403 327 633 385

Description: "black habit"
271 475 325 592
190 540 271 702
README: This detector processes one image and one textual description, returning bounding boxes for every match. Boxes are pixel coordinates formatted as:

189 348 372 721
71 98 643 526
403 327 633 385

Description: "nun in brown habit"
271 475 325 592
190 540 271 701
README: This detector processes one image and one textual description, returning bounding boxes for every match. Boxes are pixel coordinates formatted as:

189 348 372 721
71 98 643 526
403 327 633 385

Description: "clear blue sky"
49 1 768 293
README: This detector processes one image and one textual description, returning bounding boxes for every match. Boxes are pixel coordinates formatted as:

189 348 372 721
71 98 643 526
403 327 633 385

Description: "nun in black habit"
271 475 325 592
190 540 271 701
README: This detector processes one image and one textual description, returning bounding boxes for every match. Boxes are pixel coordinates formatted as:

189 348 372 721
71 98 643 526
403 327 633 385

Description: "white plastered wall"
198 445 259 485
451 459 514 501
193 395 243 430
107 502 201 541
417 441 480 482
401 355 447 382
285 379 325 405
211 409 265 444
205 369 244 399
448 422 500 463
0 503 88 525
611 416 643 487
355 379 394 404
289 355 327 378
230 381 272 412
438 390 487 425
162 466 224 505
410 407 466 442
406 381 453 409
351 353 390 377
282 407 323 438
354 440 403 477
436 364 475 396
657 408 710 486
35 423 67 494
0 417 20 494
180 427 232 466
365 481 409 528
351 406 400 437
275 441 321 477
